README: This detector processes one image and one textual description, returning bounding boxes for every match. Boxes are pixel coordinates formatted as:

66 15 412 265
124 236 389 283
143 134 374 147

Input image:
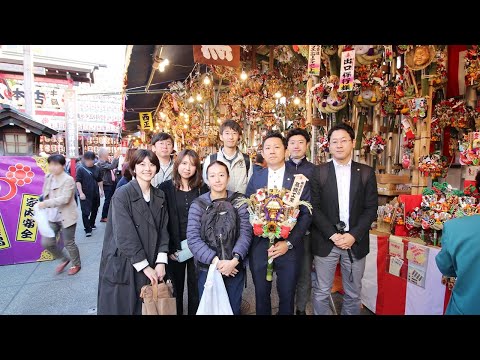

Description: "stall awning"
123 45 195 133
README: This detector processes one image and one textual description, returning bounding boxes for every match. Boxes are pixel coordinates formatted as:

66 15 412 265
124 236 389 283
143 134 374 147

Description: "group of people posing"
94 120 378 315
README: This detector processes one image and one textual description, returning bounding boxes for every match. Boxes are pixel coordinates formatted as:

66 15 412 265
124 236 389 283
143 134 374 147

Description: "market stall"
361 231 451 315
0 104 57 265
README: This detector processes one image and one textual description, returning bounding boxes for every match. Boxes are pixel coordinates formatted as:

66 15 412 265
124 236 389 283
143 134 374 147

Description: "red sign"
193 45 240 67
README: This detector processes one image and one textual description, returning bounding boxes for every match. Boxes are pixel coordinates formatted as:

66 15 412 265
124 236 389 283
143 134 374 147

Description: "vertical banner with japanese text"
307 45 322 76
16 194 39 242
0 156 52 265
64 88 79 159
339 50 356 92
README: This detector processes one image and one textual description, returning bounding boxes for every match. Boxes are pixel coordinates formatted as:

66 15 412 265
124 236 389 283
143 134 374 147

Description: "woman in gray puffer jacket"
187 161 252 315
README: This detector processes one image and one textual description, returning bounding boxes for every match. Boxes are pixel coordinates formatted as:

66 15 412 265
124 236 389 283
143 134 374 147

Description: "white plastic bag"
33 204 55 238
196 263 233 315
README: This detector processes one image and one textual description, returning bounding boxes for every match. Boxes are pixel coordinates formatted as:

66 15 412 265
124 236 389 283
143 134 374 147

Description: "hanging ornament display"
405 45 436 71
310 75 348 113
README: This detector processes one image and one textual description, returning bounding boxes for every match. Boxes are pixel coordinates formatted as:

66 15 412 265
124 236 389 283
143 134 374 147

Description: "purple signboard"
0 156 54 265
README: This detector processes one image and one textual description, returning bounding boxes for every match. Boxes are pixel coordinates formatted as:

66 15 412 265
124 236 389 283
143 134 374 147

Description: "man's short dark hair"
255 153 265 164
262 131 287 149
151 132 174 146
83 151 96 160
287 128 310 143
47 154 66 166
327 122 355 142
476 170 480 193
220 119 242 136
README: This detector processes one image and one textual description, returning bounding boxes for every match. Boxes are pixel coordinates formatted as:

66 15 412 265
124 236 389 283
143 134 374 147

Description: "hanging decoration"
404 45 436 71
309 75 348 113
418 152 449 178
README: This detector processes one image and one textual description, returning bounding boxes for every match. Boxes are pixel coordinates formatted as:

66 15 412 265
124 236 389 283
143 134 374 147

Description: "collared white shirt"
333 158 352 231
267 165 286 190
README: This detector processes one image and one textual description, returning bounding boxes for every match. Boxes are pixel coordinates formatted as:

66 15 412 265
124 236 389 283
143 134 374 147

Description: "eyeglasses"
330 139 351 146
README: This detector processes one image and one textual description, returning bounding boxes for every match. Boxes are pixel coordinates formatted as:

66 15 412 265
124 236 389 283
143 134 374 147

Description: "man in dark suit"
310 123 378 315
246 131 312 315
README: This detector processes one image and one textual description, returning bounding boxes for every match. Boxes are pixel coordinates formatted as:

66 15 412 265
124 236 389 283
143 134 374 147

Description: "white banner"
307 45 321 76
339 50 356 92
64 89 78 158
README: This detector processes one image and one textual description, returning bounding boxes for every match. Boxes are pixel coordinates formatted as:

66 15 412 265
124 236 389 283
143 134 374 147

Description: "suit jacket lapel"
349 161 361 212
259 168 269 188
328 161 340 220
282 168 294 189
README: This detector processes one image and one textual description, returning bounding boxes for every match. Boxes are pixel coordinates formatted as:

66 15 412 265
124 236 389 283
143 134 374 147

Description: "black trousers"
249 237 304 315
167 257 199 315
101 184 115 219
80 195 100 233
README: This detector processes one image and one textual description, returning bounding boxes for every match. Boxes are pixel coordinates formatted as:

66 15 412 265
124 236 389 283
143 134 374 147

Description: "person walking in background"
246 131 312 315
97 149 170 315
310 123 378 315
435 172 480 315
151 132 175 187
253 152 266 174
38 154 81 275
285 128 315 315
97 147 120 223
202 119 253 195
116 148 137 189
159 149 209 315
76 151 104 237
187 161 252 315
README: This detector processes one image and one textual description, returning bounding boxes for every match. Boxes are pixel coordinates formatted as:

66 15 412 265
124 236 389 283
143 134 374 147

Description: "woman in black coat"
97 149 170 315
159 149 208 315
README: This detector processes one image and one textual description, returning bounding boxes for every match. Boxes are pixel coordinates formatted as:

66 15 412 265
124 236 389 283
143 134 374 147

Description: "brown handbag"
139 280 177 315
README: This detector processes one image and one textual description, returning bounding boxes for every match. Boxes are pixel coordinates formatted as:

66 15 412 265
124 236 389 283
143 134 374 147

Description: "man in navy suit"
246 131 312 315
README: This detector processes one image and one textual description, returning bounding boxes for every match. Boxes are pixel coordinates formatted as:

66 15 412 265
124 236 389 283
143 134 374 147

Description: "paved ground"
0 199 372 315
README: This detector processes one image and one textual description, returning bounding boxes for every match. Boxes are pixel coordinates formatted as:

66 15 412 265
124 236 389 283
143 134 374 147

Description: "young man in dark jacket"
286 128 315 315
97 147 120 222
76 151 104 237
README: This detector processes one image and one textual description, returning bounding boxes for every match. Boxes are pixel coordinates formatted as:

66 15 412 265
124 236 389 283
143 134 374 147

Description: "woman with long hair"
159 149 208 315
98 149 170 315
116 148 137 189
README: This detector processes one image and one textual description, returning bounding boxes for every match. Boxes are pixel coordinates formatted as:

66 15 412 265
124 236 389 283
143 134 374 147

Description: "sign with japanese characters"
406 242 429 288
0 74 122 133
307 45 321 76
139 112 154 130
388 236 404 259
339 50 356 92
64 89 79 158
284 174 309 208
16 194 39 242
0 156 50 265
193 45 240 67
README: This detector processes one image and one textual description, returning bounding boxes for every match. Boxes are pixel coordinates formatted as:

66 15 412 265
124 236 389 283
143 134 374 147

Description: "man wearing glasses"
310 123 378 315
151 132 175 187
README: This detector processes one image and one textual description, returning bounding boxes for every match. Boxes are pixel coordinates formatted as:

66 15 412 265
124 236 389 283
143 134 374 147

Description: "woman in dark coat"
97 149 170 315
159 149 208 315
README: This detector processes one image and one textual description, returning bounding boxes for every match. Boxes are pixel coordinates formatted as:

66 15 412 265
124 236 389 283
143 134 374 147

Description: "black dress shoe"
296 310 307 315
